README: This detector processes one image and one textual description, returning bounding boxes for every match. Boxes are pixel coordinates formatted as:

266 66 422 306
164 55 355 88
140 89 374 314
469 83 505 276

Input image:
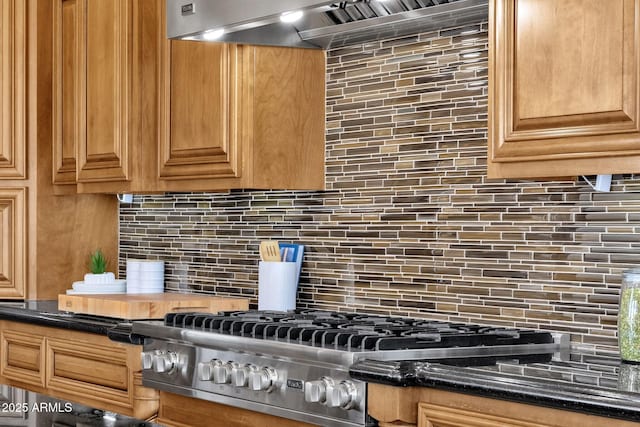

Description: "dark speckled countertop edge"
0 301 144 345
350 359 640 423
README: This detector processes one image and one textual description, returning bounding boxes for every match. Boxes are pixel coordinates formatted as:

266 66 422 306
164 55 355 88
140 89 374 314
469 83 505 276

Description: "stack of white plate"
126 260 164 294
66 280 126 295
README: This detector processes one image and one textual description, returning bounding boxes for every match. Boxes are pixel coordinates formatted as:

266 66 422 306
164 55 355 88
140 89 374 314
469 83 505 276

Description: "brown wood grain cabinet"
368 383 640 427
418 402 549 427
56 0 162 193
78 0 131 183
0 188 26 298
60 0 325 193
0 0 26 179
0 321 158 420
488 0 640 179
157 391 315 427
0 328 45 389
52 0 81 185
0 0 27 299
158 39 326 192
1 0 119 300
159 41 241 182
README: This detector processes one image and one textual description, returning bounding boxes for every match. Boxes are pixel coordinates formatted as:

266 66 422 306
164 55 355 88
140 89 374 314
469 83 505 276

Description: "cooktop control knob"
304 377 333 403
212 361 233 384
141 351 154 370
325 380 357 409
197 359 217 381
153 351 178 374
249 367 277 391
231 363 251 387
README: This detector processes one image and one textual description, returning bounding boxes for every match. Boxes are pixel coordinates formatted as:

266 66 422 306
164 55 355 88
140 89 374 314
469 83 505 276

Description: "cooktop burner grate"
163 310 555 352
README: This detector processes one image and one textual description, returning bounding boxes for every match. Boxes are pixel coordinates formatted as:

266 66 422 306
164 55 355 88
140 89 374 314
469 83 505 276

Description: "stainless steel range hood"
166 0 488 49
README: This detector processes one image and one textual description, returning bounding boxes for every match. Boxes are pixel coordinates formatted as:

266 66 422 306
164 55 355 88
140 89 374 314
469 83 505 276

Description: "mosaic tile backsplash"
119 21 640 352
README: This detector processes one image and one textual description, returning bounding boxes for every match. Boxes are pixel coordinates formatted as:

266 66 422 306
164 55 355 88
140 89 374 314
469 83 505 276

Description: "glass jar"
619 269 640 362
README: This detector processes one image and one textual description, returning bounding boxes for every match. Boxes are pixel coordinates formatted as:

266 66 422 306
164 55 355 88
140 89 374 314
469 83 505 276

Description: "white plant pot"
84 272 115 285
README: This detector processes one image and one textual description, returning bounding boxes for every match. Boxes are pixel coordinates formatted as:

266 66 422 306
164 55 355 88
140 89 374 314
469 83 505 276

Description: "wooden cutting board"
58 293 249 319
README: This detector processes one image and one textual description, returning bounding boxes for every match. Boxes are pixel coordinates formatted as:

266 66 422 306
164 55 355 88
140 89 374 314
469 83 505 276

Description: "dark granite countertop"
0 300 144 344
350 349 640 423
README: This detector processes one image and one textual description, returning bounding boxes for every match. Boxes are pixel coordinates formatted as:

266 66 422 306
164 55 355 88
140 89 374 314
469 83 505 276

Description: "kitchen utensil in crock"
259 240 281 261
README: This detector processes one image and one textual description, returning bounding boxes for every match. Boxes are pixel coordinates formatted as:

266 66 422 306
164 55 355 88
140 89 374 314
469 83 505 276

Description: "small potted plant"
84 249 116 285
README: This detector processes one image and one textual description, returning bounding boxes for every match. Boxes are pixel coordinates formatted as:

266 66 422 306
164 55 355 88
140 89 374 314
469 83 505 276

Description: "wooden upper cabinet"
52 0 81 185
159 41 240 181
250 46 326 190
488 0 640 178
57 0 324 192
159 40 326 192
54 0 132 185
54 0 161 192
0 0 26 179
76 0 130 183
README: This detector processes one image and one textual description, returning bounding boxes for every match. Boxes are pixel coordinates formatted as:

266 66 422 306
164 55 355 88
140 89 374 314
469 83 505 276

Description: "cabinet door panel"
0 321 158 419
489 0 640 174
0 329 45 387
159 41 240 180
46 337 132 407
418 402 548 427
77 0 129 182
0 188 25 298
252 46 325 189
515 1 625 121
0 0 25 178
157 391 316 427
53 0 81 184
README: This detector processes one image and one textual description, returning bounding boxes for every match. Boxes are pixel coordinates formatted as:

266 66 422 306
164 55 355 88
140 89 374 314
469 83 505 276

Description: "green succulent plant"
89 249 108 274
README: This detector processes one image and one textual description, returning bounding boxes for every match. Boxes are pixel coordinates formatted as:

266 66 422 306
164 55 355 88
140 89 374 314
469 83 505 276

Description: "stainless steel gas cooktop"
133 310 569 427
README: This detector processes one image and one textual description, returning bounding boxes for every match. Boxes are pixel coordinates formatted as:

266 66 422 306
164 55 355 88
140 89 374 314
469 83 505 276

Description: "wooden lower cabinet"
0 329 45 388
369 383 640 427
157 391 315 427
0 321 158 420
418 402 550 427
